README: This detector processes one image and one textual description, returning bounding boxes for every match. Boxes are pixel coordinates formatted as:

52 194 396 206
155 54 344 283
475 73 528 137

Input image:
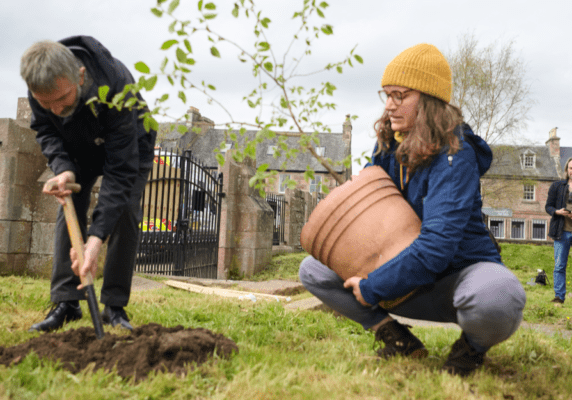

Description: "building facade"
158 107 353 194
482 128 565 244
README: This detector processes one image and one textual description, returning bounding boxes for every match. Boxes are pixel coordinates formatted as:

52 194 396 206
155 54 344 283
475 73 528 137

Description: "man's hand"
343 276 372 307
555 208 572 218
43 171 76 205
70 236 103 289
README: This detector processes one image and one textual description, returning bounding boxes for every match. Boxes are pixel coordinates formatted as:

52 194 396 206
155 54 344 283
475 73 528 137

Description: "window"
489 218 505 239
310 175 322 193
279 174 290 193
316 146 325 157
523 185 535 201
511 219 525 240
521 152 536 169
524 155 534 168
267 145 277 156
532 220 547 240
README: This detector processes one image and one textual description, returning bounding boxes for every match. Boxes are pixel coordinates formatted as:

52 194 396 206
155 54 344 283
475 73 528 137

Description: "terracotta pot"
300 166 422 308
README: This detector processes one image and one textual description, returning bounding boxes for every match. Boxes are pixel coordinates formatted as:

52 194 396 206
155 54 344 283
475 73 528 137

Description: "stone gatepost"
284 188 305 248
217 151 273 278
0 99 53 276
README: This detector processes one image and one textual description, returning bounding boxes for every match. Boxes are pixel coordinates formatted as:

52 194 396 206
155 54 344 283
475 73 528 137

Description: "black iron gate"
135 149 223 277
266 193 285 245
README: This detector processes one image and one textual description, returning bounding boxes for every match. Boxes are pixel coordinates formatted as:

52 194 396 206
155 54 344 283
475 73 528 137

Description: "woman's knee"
299 256 341 289
460 272 526 347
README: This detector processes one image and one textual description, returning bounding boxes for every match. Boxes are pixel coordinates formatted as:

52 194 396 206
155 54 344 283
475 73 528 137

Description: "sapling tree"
88 0 364 196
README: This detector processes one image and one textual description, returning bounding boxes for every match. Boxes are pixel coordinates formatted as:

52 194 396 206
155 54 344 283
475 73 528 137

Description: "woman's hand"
343 276 372 307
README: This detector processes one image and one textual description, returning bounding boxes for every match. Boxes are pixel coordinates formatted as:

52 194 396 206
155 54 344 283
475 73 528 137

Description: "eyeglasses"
378 89 413 105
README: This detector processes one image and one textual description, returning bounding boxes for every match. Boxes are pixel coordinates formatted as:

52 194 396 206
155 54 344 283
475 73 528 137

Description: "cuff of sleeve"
359 279 378 306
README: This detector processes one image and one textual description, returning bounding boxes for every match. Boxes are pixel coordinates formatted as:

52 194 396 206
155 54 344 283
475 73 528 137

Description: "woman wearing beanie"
299 43 526 376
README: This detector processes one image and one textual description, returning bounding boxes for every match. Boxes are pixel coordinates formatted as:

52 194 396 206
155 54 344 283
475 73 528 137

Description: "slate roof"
159 124 348 173
559 147 572 171
485 144 561 181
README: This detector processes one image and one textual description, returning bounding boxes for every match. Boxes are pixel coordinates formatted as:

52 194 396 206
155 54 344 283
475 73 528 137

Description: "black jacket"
546 179 569 240
28 36 156 241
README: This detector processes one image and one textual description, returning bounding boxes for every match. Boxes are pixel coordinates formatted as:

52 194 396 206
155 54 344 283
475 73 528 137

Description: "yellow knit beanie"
381 43 452 103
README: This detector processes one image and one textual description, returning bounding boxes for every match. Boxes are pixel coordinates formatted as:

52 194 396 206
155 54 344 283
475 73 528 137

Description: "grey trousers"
299 256 526 353
50 165 151 307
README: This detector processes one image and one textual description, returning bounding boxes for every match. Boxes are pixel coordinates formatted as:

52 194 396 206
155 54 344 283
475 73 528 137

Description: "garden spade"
50 182 105 339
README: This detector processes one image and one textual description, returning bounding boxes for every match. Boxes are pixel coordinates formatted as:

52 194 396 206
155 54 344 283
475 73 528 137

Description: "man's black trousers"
49 166 151 307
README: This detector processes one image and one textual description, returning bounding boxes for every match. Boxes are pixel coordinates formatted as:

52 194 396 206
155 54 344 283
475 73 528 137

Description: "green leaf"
210 46 221 58
231 4 239 17
158 94 169 102
168 0 180 14
151 8 163 17
216 153 225 166
304 170 315 181
125 97 137 108
336 66 342 73
160 57 168 72
144 75 158 91
198 0 203 11
98 85 109 102
184 39 192 53
177 124 188 134
257 163 269 172
321 184 330 194
178 91 187 104
321 24 333 35
316 8 324 18
263 61 273 72
207 84 216 90
320 2 329 8
168 20 177 33
161 39 178 50
111 92 125 105
204 13 217 19
260 17 271 28
134 62 150 74
354 54 363 64
167 76 174 86
176 47 187 63
205 2 216 9
257 42 270 51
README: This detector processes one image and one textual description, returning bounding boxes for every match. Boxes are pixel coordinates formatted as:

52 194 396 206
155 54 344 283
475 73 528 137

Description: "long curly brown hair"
373 93 464 174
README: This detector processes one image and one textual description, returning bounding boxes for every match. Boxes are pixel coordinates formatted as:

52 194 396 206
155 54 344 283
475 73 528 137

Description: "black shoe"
551 297 565 304
374 320 428 359
102 306 133 331
442 332 486 377
29 301 82 333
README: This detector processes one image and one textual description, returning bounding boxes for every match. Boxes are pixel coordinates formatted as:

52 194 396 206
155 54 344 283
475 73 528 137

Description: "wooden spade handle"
62 194 94 287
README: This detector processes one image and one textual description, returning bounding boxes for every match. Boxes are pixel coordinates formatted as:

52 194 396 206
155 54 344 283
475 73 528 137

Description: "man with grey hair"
21 36 156 332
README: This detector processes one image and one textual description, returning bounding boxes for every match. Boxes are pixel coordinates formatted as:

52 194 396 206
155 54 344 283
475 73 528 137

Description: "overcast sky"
2 0 571 172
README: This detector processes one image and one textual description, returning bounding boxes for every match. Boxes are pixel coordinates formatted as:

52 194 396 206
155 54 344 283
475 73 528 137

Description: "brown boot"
374 320 428 359
442 332 486 377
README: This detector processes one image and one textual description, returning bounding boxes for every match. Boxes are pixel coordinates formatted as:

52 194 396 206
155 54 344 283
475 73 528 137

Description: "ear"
79 67 86 86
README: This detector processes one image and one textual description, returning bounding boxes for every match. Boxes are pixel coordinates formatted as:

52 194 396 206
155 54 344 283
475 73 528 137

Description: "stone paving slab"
132 274 572 339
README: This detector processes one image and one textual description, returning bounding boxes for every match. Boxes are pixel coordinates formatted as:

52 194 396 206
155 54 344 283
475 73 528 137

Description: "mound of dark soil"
0 323 238 381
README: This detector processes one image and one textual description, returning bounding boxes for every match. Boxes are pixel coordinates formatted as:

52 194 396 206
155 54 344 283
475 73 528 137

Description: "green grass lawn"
1 243 571 399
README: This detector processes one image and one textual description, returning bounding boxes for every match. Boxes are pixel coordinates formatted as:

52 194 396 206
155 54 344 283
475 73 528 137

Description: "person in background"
20 36 156 332
299 43 526 376
545 157 572 304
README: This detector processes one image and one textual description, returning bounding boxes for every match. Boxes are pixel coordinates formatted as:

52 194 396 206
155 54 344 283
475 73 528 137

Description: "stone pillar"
284 188 304 248
217 151 273 279
0 102 52 275
342 114 353 181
